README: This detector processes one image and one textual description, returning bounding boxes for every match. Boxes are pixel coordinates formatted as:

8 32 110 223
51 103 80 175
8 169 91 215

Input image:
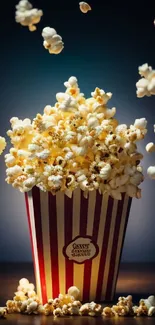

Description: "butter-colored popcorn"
14 291 27 302
136 63 155 97
6 300 16 314
43 299 54 316
148 306 155 316
0 136 6 155
42 27 64 55
134 301 148 316
136 296 155 317
102 306 115 317
58 294 75 306
111 304 130 316
6 300 23 313
79 302 102 316
67 286 80 300
103 295 133 318
53 307 63 317
62 301 81 315
79 2 91 13
117 295 133 309
17 278 35 293
15 0 43 31
5 77 146 198
0 307 7 318
102 295 155 318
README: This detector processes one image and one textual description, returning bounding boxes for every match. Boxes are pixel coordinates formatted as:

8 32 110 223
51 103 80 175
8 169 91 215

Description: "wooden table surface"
0 263 155 324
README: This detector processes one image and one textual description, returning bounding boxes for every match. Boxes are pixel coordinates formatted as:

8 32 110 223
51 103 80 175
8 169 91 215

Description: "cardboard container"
25 186 132 304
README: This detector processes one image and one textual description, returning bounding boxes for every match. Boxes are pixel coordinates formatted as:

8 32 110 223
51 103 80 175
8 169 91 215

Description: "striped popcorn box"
25 186 132 304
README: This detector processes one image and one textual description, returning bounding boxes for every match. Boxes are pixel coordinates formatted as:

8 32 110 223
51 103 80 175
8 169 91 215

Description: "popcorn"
134 301 149 316
134 118 147 130
103 295 155 318
126 184 141 198
53 308 63 317
26 299 39 314
14 291 28 301
102 295 133 318
6 279 42 316
0 136 6 155
43 300 54 316
0 307 7 318
58 293 75 306
17 278 35 294
62 301 81 315
67 286 80 300
6 165 23 177
4 279 155 319
42 27 64 55
146 142 155 153
79 302 102 316
136 63 155 97
5 77 147 198
79 2 92 13
147 166 155 179
15 0 43 31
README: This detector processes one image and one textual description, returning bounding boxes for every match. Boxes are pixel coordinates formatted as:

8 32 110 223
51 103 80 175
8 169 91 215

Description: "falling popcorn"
136 63 155 98
147 166 155 179
79 2 91 13
42 27 64 54
146 125 155 179
146 142 155 153
0 136 6 155
15 0 43 32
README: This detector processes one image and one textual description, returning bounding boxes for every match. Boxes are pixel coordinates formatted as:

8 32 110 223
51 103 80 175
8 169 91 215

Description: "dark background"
0 0 155 262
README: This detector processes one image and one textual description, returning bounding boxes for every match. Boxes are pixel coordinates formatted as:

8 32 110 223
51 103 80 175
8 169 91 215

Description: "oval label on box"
63 236 99 264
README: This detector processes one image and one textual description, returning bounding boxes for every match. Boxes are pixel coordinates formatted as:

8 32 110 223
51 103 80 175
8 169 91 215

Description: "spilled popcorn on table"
1 278 155 318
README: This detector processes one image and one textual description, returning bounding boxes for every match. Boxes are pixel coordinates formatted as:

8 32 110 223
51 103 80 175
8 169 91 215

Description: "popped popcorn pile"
80 302 102 316
5 77 147 199
79 2 92 13
4 278 102 318
136 63 155 98
102 295 155 318
0 136 6 155
15 0 43 32
103 295 133 317
133 296 155 317
2 280 155 319
42 27 64 55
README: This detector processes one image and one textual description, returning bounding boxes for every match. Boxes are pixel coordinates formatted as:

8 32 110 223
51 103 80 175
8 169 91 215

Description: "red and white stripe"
25 188 132 303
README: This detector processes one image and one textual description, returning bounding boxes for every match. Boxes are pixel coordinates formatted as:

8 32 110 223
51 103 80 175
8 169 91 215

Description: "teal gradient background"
0 0 155 261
